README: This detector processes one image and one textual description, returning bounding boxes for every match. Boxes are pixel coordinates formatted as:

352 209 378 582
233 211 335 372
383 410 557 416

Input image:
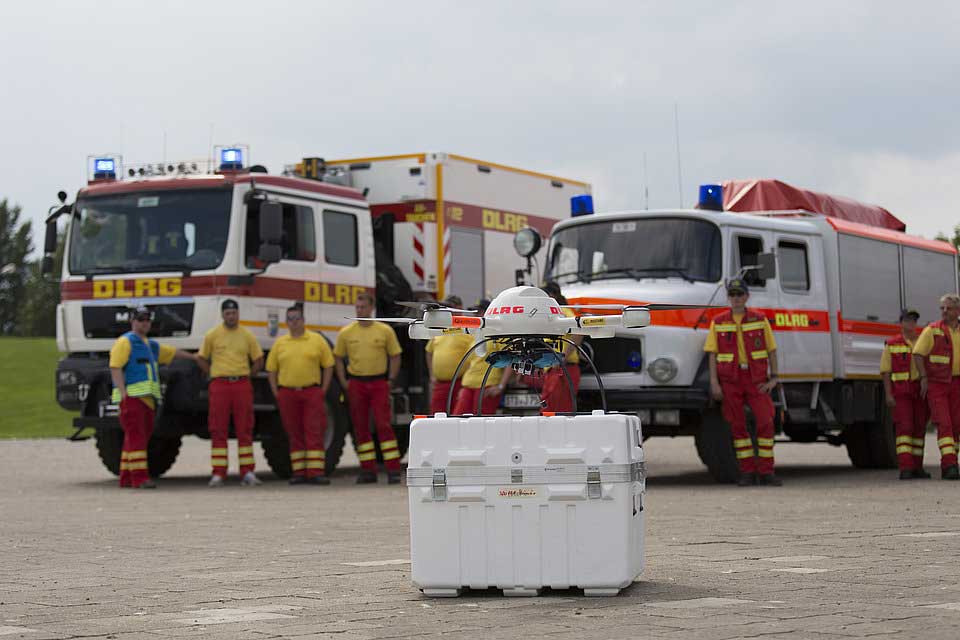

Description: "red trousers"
541 365 581 413
277 387 328 478
348 379 401 472
119 397 154 488
927 378 960 469
453 386 502 416
892 382 929 472
430 379 463 415
208 378 255 477
720 368 776 475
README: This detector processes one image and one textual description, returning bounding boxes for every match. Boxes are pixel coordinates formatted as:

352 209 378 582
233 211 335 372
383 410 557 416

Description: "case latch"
587 465 601 499
432 468 447 502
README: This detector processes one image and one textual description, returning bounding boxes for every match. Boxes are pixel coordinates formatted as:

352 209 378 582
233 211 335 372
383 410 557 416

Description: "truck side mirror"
259 201 283 244
756 252 776 280
40 222 58 275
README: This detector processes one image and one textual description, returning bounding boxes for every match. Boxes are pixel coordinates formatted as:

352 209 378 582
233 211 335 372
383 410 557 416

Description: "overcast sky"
2 1 959 253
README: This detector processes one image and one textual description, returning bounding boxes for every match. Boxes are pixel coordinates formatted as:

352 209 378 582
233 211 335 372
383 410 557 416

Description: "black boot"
913 468 932 479
758 474 783 487
356 471 378 484
737 473 756 487
899 470 915 480
942 465 959 480
387 472 403 485
289 475 307 485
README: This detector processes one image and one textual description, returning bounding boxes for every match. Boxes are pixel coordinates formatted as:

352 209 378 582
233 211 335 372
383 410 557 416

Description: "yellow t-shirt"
461 342 506 389
266 331 335 388
426 333 475 381
109 335 176 409
333 321 402 377
199 324 264 378
703 312 777 363
913 325 960 376
880 336 919 380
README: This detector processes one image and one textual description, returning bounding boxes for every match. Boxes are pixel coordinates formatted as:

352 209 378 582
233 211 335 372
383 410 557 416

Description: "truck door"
770 233 831 378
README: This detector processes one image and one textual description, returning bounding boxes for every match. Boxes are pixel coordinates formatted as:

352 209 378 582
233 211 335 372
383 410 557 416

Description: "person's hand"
885 395 896 408
920 377 928 399
759 379 778 394
484 385 503 398
710 381 723 402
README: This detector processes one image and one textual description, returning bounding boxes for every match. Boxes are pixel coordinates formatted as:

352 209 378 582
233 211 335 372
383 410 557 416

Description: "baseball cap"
221 298 239 311
900 308 920 321
442 295 463 309
726 278 749 295
133 305 152 320
542 281 562 298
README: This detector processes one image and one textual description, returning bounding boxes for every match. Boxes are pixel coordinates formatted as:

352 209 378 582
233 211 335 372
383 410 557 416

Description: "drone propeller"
395 301 477 314
344 316 416 324
563 303 724 311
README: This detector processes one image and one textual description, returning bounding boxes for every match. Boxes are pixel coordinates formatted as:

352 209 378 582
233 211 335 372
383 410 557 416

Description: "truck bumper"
579 386 710 436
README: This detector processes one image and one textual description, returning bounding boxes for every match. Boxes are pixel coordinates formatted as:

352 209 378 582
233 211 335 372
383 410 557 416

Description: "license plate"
503 393 542 409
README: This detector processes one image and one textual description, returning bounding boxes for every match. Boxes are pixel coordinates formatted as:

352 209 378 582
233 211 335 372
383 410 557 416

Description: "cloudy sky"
2 1 959 253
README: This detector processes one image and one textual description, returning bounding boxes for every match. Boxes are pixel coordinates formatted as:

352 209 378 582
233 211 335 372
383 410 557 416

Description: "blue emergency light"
219 147 244 171
571 194 594 217
698 184 724 211
93 157 117 180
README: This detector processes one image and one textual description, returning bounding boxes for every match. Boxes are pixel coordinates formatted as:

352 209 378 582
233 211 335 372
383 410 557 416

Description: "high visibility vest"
925 320 954 383
713 309 770 384
884 333 916 393
111 332 162 403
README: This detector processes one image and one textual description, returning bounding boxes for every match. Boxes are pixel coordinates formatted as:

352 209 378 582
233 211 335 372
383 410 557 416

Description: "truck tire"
148 436 182 478
866 407 897 469
260 415 292 479
844 423 873 468
694 409 740 483
95 427 124 476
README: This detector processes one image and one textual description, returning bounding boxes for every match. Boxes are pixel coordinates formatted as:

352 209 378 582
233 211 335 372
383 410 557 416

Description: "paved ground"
2 433 959 640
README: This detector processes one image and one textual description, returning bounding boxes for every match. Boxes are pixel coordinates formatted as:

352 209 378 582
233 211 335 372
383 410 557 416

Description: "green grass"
0 338 76 438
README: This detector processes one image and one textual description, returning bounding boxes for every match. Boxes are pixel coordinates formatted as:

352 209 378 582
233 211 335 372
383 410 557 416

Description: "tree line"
0 198 63 337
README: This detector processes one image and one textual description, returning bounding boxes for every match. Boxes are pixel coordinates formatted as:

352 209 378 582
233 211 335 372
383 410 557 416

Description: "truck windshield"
546 217 722 284
68 188 232 275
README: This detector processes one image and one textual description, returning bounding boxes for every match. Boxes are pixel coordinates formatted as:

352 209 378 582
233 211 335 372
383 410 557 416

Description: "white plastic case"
407 410 645 597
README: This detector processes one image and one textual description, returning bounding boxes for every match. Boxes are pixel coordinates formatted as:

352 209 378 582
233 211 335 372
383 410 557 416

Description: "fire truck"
536 180 958 482
45 150 590 478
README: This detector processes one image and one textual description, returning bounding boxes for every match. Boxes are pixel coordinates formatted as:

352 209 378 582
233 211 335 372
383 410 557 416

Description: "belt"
214 376 248 382
739 364 750 370
348 374 387 381
279 384 320 391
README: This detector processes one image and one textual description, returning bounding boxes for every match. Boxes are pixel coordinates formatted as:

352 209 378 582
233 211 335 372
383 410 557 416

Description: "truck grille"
82 303 195 339
582 337 643 373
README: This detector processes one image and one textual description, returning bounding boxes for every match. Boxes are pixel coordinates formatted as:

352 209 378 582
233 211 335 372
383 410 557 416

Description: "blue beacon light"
698 184 724 211
219 148 244 171
93 157 117 180
570 194 594 217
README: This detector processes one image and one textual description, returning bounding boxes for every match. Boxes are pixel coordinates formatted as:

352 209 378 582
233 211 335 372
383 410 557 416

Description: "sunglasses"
134 315 152 321
728 291 747 298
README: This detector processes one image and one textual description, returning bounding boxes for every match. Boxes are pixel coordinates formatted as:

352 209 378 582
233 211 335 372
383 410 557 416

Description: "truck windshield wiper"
548 269 587 282
589 267 695 283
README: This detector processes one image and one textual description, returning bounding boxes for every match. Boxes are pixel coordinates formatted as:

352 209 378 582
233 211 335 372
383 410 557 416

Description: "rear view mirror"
258 244 282 264
259 201 283 244
756 252 776 280
41 222 58 275
622 307 651 329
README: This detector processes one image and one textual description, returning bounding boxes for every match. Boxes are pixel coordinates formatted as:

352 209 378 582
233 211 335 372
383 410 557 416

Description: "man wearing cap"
425 295 474 415
540 281 583 413
109 306 200 489
913 293 960 480
267 305 335 485
881 309 930 480
704 279 781 486
452 300 514 416
334 292 404 484
197 299 264 487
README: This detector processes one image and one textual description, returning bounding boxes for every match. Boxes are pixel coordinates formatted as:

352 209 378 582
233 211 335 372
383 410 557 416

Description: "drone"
350 285 708 377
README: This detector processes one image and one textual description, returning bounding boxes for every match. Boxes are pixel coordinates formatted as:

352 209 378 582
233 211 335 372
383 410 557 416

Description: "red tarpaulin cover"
722 179 906 232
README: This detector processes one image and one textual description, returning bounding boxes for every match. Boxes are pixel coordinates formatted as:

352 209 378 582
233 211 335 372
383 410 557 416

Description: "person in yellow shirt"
109 305 199 489
881 309 929 480
425 296 475 414
540 281 583 413
703 279 780 487
453 301 514 416
266 305 335 485
197 299 264 488
334 292 404 484
913 293 960 480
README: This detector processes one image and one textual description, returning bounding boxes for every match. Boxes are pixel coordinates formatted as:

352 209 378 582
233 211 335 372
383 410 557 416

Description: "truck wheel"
844 423 873 468
260 416 292 479
866 407 897 469
324 384 350 475
95 427 124 476
148 436 182 478
694 409 741 483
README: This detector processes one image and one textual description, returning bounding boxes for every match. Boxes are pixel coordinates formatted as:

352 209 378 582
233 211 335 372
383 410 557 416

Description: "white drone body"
405 286 652 345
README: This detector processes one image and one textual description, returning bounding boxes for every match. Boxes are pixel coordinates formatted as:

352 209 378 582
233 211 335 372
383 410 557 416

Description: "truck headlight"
647 357 678 383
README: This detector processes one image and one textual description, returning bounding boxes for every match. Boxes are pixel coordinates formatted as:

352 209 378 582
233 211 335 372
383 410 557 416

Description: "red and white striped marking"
442 226 452 290
412 223 425 285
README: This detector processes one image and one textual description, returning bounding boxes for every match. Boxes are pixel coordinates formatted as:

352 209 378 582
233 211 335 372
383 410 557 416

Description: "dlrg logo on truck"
92 278 182 298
